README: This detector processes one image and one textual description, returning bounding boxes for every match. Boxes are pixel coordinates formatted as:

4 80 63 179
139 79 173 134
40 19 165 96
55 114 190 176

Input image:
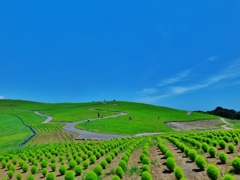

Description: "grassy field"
0 114 32 152
75 101 219 135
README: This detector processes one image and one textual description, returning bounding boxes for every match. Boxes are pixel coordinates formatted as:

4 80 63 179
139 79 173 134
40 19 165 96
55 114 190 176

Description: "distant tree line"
206 107 240 120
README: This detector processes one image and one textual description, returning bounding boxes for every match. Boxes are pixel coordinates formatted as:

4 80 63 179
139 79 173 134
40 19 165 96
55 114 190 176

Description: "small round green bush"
174 166 184 180
41 159 48 169
93 165 103 176
16 172 22 180
26 174 34 180
118 160 127 171
46 173 55 180
208 147 217 158
140 153 146 161
64 171 75 180
234 137 239 145
206 164 220 180
189 150 197 162
22 163 28 172
195 156 206 170
82 154 88 160
228 144 235 153
121 155 129 163
201 143 209 152
1 160 6 168
69 160 76 169
165 151 174 158
59 165 67 175
112 175 121 180
142 164 150 172
166 157 176 172
51 163 57 171
142 157 150 165
106 155 113 163
222 174 236 180
115 166 124 178
184 147 190 157
83 160 90 169
75 157 81 165
8 170 13 179
100 160 108 169
75 165 83 176
219 140 226 149
219 152 228 164
90 155 96 164
85 171 98 180
31 165 37 174
212 141 218 147
42 168 48 177
141 171 152 180
232 157 240 173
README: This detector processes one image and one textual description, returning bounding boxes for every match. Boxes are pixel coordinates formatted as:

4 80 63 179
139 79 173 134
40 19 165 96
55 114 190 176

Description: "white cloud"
158 69 191 86
0 96 4 99
136 94 170 104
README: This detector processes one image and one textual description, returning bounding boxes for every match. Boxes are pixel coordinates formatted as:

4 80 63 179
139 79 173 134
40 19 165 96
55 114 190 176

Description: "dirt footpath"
165 119 222 131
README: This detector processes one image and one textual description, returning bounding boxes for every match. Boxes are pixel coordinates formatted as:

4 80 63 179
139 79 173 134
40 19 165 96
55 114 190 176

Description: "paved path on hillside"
220 118 233 130
33 111 53 123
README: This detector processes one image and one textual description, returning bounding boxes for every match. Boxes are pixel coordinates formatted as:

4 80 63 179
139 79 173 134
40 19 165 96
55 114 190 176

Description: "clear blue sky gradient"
1 1 240 111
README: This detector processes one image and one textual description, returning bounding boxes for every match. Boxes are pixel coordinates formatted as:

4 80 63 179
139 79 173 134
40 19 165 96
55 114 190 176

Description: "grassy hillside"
75 101 219 134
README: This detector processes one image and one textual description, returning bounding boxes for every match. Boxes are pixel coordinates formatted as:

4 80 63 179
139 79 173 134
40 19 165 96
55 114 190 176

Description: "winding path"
220 117 233 130
33 111 53 123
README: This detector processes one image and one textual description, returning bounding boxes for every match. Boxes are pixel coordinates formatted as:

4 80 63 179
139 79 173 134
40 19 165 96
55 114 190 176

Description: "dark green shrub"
64 171 75 180
46 173 55 180
212 141 218 147
232 157 240 173
115 166 124 178
8 170 14 179
222 174 237 180
223 136 230 143
142 164 150 172
206 164 220 180
51 163 57 171
69 160 76 169
118 160 127 171
96 152 101 159
141 171 152 180
85 171 98 180
93 165 103 176
75 165 83 176
201 143 209 152
27 174 34 180
174 166 184 180
75 157 81 165
82 154 88 160
140 153 146 161
100 160 108 169
106 155 113 163
208 147 217 158
16 172 22 180
83 160 90 169
219 140 226 149
166 157 176 172
142 157 150 165
228 144 235 153
112 175 121 180
189 150 197 162
41 159 48 169
31 165 37 174
22 163 28 172
219 152 228 164
90 155 96 164
42 168 48 177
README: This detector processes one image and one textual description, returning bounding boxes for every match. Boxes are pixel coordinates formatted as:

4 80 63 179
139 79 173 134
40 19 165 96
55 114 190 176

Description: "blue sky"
1 1 240 111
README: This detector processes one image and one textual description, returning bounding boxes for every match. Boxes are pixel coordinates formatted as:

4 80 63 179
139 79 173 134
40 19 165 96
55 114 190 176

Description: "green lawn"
0 114 32 153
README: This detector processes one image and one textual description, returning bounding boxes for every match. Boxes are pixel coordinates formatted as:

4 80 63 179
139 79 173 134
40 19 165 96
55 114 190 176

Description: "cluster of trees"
207 107 240 120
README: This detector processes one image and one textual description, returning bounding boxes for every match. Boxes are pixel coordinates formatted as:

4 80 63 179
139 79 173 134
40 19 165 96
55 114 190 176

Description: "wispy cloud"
158 69 191 86
136 57 240 104
207 56 218 61
0 96 4 99
136 88 159 96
